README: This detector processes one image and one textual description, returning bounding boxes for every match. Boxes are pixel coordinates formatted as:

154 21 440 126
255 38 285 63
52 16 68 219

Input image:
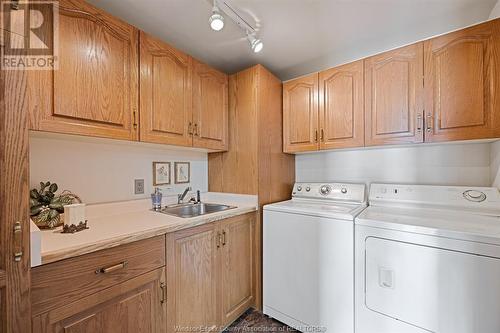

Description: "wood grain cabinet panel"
364 43 424 146
32 268 166 333
140 31 193 146
29 0 139 140
424 19 500 142
166 223 220 333
319 60 364 149
283 73 319 152
31 235 166 316
220 214 255 326
193 59 229 150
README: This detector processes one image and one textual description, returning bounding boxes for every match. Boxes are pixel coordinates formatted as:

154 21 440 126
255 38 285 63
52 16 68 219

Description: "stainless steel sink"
158 202 236 218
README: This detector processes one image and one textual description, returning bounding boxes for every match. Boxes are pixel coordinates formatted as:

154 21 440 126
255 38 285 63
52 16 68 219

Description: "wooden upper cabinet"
193 59 228 151
283 73 319 153
319 60 364 149
29 0 139 140
424 19 500 142
364 43 424 146
140 31 193 146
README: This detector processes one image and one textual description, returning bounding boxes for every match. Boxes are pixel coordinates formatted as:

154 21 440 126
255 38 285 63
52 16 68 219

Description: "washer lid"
356 205 500 245
264 199 367 220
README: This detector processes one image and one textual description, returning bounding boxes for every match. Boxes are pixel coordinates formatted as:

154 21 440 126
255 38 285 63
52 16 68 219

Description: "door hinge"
160 282 167 304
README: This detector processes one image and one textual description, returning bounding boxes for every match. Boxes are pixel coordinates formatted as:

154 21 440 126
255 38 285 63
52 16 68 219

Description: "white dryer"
355 183 500 333
263 182 367 333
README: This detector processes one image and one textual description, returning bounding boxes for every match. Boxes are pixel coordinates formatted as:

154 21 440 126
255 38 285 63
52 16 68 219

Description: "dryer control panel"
369 183 500 216
292 182 366 203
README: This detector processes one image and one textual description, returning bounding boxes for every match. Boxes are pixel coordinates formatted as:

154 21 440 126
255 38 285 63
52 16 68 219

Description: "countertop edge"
40 206 258 265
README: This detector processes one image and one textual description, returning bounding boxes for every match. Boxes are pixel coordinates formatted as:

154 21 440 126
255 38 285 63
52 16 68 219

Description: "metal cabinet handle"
160 282 167 304
133 109 138 129
216 232 221 248
426 114 433 133
188 122 193 135
314 129 318 142
95 261 128 274
194 123 199 136
221 230 226 246
320 129 324 142
417 114 422 133
13 221 22 262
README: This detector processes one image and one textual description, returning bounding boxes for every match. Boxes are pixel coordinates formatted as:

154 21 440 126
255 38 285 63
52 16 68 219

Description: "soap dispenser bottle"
151 187 162 211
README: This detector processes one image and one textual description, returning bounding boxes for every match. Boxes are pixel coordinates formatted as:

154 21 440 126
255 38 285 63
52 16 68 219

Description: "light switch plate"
134 179 144 194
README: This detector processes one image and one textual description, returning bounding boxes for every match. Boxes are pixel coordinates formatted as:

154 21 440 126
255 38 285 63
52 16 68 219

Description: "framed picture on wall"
153 162 171 186
174 162 190 184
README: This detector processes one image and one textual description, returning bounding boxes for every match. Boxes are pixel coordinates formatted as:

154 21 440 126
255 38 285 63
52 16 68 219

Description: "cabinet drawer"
31 235 166 315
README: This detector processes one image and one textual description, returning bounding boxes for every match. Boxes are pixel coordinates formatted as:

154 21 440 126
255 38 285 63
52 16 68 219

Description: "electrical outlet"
134 179 144 194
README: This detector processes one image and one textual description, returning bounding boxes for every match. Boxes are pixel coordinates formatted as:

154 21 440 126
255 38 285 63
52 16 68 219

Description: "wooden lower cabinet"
166 222 220 333
220 214 255 326
32 268 166 333
166 213 256 333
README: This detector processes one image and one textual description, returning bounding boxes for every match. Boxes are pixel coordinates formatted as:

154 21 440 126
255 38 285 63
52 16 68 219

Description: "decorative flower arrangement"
29 181 82 229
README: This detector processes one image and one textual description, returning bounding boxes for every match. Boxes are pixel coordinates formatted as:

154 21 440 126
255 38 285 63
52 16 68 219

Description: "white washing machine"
355 183 500 333
263 182 367 333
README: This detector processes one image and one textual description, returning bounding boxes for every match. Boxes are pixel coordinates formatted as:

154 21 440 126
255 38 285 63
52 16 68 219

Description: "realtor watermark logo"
1 1 59 70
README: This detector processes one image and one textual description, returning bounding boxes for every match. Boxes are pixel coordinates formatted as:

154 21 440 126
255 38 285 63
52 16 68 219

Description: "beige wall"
30 132 208 204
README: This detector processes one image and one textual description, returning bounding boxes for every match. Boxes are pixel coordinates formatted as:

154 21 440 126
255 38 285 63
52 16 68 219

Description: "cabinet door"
32 268 166 333
364 43 424 146
192 59 228 151
220 214 255 326
166 223 220 333
283 73 319 152
424 19 500 142
28 0 139 140
319 61 364 149
140 32 193 146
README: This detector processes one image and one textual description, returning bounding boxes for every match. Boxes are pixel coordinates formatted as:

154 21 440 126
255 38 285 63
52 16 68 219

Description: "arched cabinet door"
319 60 364 150
364 43 424 146
140 31 193 147
192 59 228 151
29 0 139 140
424 19 500 142
283 73 319 153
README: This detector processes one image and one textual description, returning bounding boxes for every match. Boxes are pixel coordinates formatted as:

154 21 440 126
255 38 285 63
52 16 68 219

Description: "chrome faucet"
177 187 192 204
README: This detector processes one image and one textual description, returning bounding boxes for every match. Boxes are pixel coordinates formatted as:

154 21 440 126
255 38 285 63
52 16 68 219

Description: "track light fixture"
209 1 224 31
247 33 263 53
208 0 263 53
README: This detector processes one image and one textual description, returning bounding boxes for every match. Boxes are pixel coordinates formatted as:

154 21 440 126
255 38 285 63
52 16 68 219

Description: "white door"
365 237 500 333
263 209 354 333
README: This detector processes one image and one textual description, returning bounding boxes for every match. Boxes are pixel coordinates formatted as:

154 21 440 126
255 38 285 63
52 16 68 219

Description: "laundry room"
2 0 500 333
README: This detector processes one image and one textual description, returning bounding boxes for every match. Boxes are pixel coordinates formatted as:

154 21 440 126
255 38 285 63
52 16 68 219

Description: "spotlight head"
247 34 263 53
209 5 224 31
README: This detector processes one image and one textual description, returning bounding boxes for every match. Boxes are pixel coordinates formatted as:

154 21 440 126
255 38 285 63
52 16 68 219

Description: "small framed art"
174 162 190 184
153 162 171 186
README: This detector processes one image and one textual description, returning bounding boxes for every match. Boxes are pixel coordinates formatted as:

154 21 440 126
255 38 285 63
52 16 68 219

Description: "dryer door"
365 237 500 333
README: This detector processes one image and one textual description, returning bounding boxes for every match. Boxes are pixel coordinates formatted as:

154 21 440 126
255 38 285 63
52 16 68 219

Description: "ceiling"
87 0 498 80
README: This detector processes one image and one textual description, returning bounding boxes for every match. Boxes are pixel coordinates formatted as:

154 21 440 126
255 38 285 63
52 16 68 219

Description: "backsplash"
30 132 208 204
296 141 495 187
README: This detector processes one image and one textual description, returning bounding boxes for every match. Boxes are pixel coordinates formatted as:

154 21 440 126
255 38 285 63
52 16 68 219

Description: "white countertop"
32 192 258 266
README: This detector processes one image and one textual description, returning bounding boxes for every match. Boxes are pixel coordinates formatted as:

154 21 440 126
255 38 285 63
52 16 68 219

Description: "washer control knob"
297 186 302 191
306 186 311 192
320 185 331 195
341 188 347 194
